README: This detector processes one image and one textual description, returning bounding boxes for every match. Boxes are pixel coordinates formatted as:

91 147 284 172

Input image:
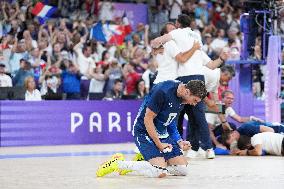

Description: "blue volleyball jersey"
133 80 184 140
238 121 284 136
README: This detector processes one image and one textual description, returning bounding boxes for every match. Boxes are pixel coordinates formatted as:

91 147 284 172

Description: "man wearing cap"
0 63 12 87
202 33 214 58
195 0 209 27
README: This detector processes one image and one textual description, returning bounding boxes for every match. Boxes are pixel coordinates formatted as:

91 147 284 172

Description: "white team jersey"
154 41 180 84
169 28 211 76
205 107 236 128
251 133 284 156
203 67 220 93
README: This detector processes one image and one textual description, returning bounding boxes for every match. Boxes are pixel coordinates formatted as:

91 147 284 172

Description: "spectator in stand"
97 50 111 69
98 0 114 21
0 63 12 87
216 12 230 31
210 29 227 55
168 0 183 22
182 1 195 17
136 23 146 42
28 47 46 83
0 35 13 71
105 78 123 100
59 0 80 18
22 30 37 51
132 79 148 99
24 76 41 101
89 64 107 96
104 58 123 95
123 63 141 95
131 47 149 74
195 0 209 28
190 19 201 36
229 10 241 33
39 67 62 100
227 28 241 51
9 39 29 76
73 35 95 100
202 33 214 58
13 59 33 87
118 48 130 65
61 62 81 100
226 38 240 60
142 58 157 92
201 22 217 38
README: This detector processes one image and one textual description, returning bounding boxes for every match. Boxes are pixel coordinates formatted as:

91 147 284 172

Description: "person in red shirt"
123 63 141 95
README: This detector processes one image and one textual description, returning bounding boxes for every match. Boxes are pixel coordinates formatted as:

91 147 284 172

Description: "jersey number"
163 113 177 126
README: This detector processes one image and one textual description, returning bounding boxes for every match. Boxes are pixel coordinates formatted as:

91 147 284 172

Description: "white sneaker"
185 150 198 158
197 148 206 158
206 148 215 159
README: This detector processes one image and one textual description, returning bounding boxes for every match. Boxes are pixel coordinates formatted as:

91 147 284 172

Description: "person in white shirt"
237 133 284 156
24 76 41 101
88 64 106 94
152 22 201 84
0 64 12 87
151 14 230 159
210 29 228 54
73 37 96 99
142 58 157 92
168 0 183 21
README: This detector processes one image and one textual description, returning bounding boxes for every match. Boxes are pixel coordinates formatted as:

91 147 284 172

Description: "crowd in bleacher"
0 0 276 100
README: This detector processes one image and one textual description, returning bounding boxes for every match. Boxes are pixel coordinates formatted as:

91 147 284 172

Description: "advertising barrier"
0 101 142 147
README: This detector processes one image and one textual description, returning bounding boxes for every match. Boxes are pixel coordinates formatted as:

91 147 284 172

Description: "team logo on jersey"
168 103 173 107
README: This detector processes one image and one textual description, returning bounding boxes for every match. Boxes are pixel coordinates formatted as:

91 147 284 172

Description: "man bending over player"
96 80 207 178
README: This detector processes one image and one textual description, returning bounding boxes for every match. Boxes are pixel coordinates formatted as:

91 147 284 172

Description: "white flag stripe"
37 6 53 18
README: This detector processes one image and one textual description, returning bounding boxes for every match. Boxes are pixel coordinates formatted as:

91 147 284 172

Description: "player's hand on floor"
236 150 248 156
178 141 191 151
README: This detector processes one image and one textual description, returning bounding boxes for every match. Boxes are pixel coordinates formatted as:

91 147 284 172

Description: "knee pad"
167 164 189 176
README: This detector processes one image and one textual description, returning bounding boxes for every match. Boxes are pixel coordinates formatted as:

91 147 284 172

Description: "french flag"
31 2 57 24
90 12 132 45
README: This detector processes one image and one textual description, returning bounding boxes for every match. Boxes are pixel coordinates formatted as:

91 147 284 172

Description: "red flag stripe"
31 2 45 16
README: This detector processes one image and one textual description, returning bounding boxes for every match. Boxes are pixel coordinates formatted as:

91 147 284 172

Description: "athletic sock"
117 160 167 178
167 164 189 176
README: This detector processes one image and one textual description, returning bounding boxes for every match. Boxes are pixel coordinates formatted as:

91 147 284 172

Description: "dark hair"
177 14 192 28
101 50 109 61
136 79 146 94
185 80 207 99
220 131 233 147
237 135 252 150
114 78 123 85
220 65 236 77
221 90 234 99
160 22 175 36
228 38 235 45
82 45 91 54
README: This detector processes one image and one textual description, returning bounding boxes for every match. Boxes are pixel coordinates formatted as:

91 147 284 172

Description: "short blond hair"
24 76 35 90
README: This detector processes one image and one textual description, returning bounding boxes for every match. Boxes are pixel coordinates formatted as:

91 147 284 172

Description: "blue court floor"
0 143 284 189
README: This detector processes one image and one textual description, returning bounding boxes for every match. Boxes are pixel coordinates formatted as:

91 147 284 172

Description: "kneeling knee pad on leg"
167 165 189 176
